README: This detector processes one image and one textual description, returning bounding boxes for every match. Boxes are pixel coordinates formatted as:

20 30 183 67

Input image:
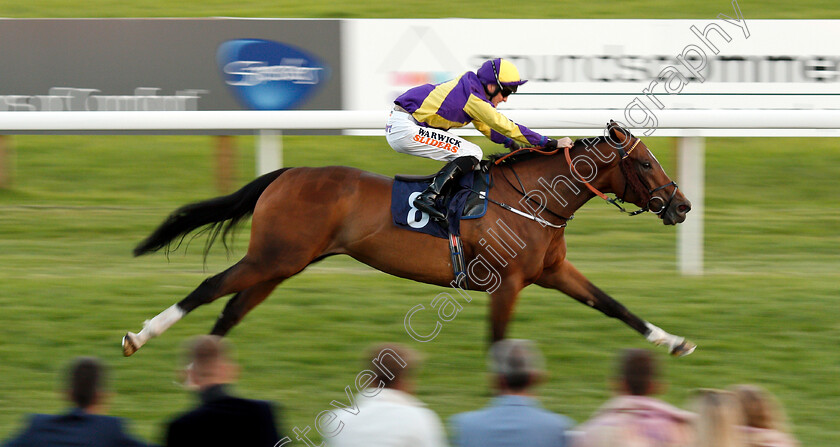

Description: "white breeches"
385 110 483 162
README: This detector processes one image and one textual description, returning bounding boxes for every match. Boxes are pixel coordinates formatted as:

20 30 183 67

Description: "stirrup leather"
414 156 476 221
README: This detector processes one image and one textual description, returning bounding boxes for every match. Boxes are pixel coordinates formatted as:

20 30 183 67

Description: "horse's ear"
608 120 628 142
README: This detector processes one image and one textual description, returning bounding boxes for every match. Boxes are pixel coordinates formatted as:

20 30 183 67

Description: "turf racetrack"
0 134 837 445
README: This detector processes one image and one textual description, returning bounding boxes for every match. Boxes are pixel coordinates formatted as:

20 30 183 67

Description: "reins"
565 137 678 217
491 145 572 228
487 134 679 225
565 138 645 214
501 162 573 223
493 145 559 165
488 131 679 228
565 139 639 201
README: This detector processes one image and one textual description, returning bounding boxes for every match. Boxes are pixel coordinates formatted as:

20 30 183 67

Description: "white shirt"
328 388 447 447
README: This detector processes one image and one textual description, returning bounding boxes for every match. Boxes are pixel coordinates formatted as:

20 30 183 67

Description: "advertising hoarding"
0 19 341 112
341 19 840 113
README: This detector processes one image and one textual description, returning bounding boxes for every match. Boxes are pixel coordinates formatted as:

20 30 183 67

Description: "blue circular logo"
217 39 331 110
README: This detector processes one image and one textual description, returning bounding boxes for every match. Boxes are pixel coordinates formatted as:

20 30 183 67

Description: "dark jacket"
165 385 281 447
3 407 151 447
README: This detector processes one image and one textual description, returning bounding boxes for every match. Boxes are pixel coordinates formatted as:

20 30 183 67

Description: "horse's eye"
642 161 652 169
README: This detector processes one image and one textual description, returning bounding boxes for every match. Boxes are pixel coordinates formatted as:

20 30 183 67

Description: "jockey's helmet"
477 58 527 96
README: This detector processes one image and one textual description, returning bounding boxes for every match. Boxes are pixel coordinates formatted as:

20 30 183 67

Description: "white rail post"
257 130 283 175
677 136 705 275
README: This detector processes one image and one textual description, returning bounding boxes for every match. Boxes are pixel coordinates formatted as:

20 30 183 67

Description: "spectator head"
731 384 789 432
691 389 745 447
617 348 658 396
368 343 421 393
185 335 238 389
66 356 107 412
489 339 545 393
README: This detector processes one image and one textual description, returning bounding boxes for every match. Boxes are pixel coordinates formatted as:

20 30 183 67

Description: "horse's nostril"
678 204 690 214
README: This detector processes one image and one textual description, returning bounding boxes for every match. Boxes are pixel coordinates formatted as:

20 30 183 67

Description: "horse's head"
599 121 691 225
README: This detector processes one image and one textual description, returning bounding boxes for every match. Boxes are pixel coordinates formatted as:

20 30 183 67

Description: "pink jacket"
572 395 695 447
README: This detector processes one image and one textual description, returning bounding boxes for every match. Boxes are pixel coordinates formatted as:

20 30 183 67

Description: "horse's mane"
488 136 608 166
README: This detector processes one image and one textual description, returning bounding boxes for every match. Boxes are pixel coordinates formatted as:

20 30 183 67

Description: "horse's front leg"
536 260 695 356
489 278 527 343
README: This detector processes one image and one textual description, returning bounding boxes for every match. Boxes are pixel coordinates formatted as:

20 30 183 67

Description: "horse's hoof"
670 338 696 357
122 332 139 357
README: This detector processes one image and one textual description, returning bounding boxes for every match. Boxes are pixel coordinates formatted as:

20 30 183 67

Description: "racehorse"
123 121 696 357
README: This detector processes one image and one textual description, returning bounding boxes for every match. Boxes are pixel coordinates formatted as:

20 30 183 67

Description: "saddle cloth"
391 167 490 239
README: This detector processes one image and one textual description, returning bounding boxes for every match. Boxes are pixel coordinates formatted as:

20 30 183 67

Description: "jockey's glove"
545 137 573 150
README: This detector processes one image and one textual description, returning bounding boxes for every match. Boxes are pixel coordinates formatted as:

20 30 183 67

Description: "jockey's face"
487 84 509 107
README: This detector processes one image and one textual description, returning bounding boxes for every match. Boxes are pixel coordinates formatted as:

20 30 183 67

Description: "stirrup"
414 194 445 220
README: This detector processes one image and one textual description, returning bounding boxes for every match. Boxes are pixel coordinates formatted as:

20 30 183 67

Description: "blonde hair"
366 343 420 388
692 389 745 447
731 384 790 432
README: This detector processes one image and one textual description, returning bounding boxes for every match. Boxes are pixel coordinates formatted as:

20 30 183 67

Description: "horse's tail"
133 168 291 257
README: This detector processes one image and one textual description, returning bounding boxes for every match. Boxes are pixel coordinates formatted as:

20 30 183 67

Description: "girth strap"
448 234 469 289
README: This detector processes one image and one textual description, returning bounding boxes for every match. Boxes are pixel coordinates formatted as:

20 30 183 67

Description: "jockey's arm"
473 121 520 150
465 95 547 148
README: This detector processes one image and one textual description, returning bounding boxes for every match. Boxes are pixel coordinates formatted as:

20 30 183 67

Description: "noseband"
565 138 679 217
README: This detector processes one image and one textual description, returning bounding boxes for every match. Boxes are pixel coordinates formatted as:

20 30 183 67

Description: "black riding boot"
414 156 478 220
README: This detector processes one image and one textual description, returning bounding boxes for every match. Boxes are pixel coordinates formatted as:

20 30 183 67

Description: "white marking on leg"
645 322 694 355
645 322 669 345
136 304 186 345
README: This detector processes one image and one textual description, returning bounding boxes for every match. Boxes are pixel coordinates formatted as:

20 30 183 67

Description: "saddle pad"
391 170 490 239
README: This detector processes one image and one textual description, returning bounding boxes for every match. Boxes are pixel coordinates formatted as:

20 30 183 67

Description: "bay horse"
123 121 696 357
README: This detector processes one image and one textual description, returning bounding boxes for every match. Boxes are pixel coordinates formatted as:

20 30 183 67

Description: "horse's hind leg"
536 260 696 357
122 255 277 356
209 279 282 337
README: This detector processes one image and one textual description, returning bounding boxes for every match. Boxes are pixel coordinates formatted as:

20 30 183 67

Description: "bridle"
487 132 678 228
565 136 679 217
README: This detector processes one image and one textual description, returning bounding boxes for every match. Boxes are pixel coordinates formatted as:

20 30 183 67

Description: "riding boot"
414 156 478 220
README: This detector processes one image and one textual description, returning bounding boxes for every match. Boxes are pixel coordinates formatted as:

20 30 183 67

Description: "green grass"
0 134 838 446
3 0 840 18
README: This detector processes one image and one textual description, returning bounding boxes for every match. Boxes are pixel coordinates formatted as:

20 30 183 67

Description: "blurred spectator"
164 335 282 447
572 348 694 447
2 356 152 447
731 384 799 447
328 343 446 447
450 339 574 447
691 388 745 447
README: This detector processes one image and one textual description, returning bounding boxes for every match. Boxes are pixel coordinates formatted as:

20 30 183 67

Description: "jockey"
386 58 573 220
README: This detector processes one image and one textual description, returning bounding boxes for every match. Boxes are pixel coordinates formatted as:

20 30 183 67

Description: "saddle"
391 162 491 239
